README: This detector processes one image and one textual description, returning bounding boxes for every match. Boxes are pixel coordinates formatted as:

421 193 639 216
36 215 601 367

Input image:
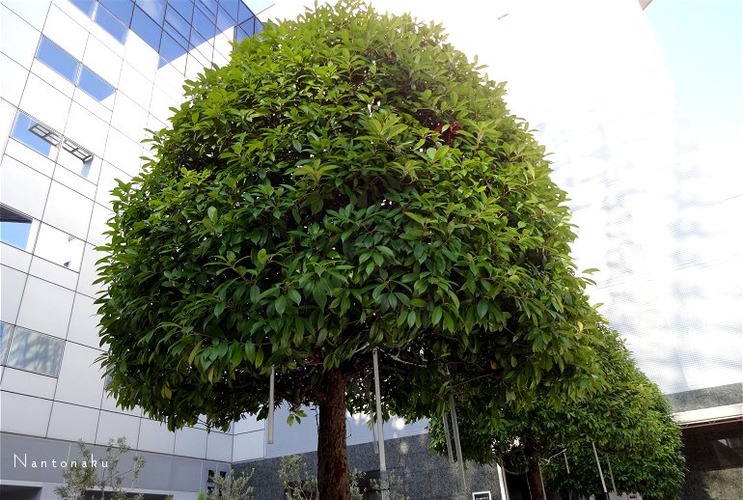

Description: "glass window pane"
200 0 218 15
216 6 236 33
0 205 33 251
238 17 255 37
192 5 215 39
34 224 85 271
70 0 96 17
0 322 13 365
78 66 116 101
131 6 163 50
100 0 135 25
221 0 239 22
163 19 189 50
160 30 187 63
136 0 166 25
165 4 191 39
11 112 54 156
95 5 128 44
5 327 65 377
190 26 207 48
36 37 80 83
169 0 193 23
235 26 249 44
237 1 255 24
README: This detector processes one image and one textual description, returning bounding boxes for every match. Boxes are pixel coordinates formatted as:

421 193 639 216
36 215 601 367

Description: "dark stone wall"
681 420 743 500
236 433 503 500
665 382 742 412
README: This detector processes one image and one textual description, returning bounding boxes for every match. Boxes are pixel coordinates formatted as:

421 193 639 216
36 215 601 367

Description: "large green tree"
97 2 605 498
428 328 686 500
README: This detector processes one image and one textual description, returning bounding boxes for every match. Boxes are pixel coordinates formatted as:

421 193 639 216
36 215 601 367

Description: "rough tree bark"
527 460 547 500
316 368 351 500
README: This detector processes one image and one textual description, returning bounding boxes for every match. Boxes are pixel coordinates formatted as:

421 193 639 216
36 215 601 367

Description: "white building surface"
1 0 740 498
0 1 272 498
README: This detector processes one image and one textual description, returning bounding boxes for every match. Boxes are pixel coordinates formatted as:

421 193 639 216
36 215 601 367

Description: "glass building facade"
0 1 271 498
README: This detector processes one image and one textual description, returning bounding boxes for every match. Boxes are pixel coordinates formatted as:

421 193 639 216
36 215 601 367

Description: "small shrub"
55 437 145 500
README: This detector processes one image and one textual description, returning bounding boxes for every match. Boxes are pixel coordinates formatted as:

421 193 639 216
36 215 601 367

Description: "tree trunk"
527 460 547 500
317 368 350 500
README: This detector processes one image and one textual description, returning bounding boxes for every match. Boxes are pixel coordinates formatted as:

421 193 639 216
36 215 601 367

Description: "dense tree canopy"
428 328 686 500
97 1 606 497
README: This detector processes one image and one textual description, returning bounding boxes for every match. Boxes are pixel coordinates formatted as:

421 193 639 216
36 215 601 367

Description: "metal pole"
268 366 275 444
448 394 466 489
369 389 379 454
442 414 454 463
372 348 386 471
591 442 607 494
538 463 548 500
497 463 510 500
606 455 617 493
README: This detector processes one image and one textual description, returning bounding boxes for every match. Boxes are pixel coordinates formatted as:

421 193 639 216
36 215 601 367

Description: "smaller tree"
278 454 407 500
207 468 255 500
428 328 685 500
55 437 146 500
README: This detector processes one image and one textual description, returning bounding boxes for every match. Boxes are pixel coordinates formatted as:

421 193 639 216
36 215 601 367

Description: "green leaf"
431 306 443 325
476 300 488 319
188 341 203 365
287 289 302 305
275 295 287 315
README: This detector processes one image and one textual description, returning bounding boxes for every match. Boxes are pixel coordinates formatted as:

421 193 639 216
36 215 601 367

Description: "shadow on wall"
681 420 743 500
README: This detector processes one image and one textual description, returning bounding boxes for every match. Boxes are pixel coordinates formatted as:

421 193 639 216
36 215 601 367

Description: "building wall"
237 433 505 500
0 0 266 497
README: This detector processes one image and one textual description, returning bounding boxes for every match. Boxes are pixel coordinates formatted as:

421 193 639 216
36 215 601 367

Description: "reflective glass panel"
78 66 116 101
159 30 187 63
190 27 207 48
163 20 189 50
0 322 13 364
237 0 255 23
216 6 235 32
11 112 54 156
131 5 163 50
34 224 85 271
70 0 96 16
169 0 194 23
137 0 166 24
201 0 218 15
235 26 249 44
36 37 80 83
238 16 256 37
220 0 239 22
0 205 33 251
165 4 191 39
100 0 135 25
192 5 215 39
5 327 65 377
95 5 128 44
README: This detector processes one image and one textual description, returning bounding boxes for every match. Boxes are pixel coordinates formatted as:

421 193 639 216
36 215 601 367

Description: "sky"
260 0 742 151
645 0 742 150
